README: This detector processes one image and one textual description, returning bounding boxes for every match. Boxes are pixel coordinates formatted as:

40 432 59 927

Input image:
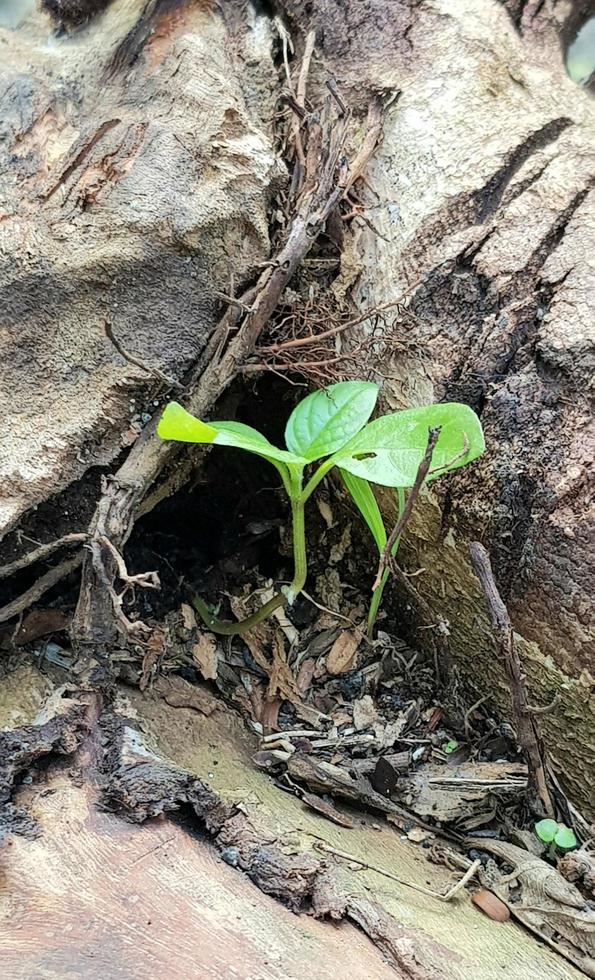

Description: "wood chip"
317 499 334 529
139 627 166 692
268 632 302 705
353 695 378 731
326 630 360 675
300 791 355 828
406 827 433 843
14 608 69 646
192 632 219 681
471 889 510 922
154 675 218 716
329 524 351 564
181 603 197 630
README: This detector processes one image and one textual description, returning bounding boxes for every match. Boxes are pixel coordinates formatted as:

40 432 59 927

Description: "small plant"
535 819 578 855
157 381 484 634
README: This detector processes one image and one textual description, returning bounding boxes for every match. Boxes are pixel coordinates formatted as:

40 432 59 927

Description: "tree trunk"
0 0 594 974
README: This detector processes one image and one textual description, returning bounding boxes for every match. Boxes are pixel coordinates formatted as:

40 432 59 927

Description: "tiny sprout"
157 382 484 635
534 818 558 844
443 739 458 754
534 819 577 851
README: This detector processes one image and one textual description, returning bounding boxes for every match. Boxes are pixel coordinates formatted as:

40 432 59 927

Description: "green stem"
301 456 336 502
367 486 406 638
287 494 307 601
192 592 287 636
367 568 390 638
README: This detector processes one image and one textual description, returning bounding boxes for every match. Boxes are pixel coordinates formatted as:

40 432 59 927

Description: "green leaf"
334 402 484 488
443 739 458 754
158 402 306 467
535 818 558 844
340 469 386 552
157 401 217 444
285 381 379 461
554 826 578 850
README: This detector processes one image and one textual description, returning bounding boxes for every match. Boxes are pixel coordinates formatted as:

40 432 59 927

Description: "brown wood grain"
0 774 396 980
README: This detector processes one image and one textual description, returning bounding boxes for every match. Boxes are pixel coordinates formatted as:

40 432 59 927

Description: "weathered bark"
0 0 593 819
0 0 279 533
0 660 585 979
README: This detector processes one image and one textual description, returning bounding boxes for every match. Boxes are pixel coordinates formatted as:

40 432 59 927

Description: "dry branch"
313 841 480 903
0 555 83 624
373 428 440 591
469 541 554 817
0 533 87 580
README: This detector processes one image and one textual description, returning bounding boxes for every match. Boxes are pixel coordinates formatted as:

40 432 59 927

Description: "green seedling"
157 381 484 635
534 818 578 866
535 819 578 855
443 739 459 755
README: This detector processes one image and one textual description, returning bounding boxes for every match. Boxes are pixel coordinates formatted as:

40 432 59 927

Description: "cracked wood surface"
1 776 398 980
0 662 583 980
0 0 279 534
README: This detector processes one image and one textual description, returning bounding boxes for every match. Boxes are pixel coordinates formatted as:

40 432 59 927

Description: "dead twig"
273 16 294 90
343 96 384 191
0 554 83 624
464 693 491 740
469 541 554 817
258 295 419 354
88 537 151 639
373 428 440 591
98 535 160 592
290 30 316 179
313 841 480 902
0 533 87 580
526 693 561 715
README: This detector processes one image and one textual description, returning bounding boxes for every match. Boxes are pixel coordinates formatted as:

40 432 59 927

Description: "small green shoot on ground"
157 381 484 635
535 819 578 855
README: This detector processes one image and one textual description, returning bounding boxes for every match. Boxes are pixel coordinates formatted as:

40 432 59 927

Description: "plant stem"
192 592 287 635
367 486 406 638
287 494 307 601
367 567 390 637
301 456 336 501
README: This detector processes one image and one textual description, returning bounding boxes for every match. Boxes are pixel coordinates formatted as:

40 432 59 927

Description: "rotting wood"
469 542 554 817
71 77 385 664
0 660 583 979
313 841 481 903
285 752 461 842
0 696 88 840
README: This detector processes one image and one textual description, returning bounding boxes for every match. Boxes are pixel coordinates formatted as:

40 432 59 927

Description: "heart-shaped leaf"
334 402 484 488
285 381 379 461
158 402 306 468
340 469 386 552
